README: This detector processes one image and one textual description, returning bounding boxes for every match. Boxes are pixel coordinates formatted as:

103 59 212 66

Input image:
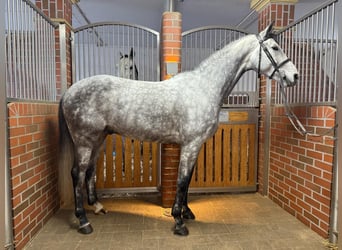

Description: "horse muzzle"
282 72 299 87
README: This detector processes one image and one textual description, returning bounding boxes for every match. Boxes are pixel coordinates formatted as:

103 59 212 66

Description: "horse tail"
58 98 75 206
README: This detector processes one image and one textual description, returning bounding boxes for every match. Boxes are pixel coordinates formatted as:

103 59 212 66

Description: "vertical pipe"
71 29 76 84
59 24 67 95
262 77 271 196
329 124 338 244
335 1 342 249
313 12 319 103
164 0 177 12
329 2 339 246
304 19 309 103
309 12 314 103
298 21 303 103
142 28 145 80
6 0 12 97
37 15 42 100
13 0 18 97
43 19 48 100
328 4 335 103
156 28 160 81
34 13 39 99
85 29 88 78
90 27 94 76
110 25 114 76
318 10 324 102
323 7 329 102
2 0 14 248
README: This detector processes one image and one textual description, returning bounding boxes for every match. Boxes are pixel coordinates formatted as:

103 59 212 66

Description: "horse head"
119 47 138 80
254 22 299 87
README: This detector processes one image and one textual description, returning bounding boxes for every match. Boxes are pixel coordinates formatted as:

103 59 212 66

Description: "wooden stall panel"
96 134 159 189
190 122 256 191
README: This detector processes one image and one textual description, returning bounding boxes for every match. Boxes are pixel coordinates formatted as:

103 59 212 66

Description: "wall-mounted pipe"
5 139 14 250
1 0 14 248
335 1 342 249
329 119 338 244
164 0 183 12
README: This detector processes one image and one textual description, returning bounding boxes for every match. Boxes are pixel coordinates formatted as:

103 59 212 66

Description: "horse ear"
120 52 123 58
129 47 135 58
259 21 275 40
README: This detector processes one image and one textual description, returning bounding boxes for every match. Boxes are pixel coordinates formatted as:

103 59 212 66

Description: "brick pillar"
35 0 73 99
251 0 296 30
35 0 74 206
160 12 182 207
250 0 297 195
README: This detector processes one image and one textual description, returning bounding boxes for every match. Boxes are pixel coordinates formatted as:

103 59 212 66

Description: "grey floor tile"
24 193 330 250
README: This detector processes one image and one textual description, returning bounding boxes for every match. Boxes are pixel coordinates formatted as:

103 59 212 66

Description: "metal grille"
5 0 57 101
73 22 160 82
276 0 338 105
182 26 258 107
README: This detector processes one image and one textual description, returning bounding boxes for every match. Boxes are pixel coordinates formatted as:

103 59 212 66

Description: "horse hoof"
93 202 108 215
182 209 195 220
78 223 93 234
94 208 108 215
174 224 189 236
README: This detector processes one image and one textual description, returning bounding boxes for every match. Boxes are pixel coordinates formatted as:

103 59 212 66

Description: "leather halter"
257 34 291 79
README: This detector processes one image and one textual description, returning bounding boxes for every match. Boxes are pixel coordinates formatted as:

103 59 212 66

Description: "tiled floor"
24 193 331 250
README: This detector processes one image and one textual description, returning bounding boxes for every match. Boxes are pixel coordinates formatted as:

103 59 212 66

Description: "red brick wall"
254 0 334 239
269 105 335 237
8 102 59 250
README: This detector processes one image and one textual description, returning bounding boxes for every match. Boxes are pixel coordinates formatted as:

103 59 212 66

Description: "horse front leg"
181 166 196 220
172 143 200 236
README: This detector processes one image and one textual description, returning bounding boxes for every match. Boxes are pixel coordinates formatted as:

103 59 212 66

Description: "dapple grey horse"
59 23 298 236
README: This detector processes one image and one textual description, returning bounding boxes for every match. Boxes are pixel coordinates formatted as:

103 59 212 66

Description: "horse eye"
130 66 133 70
272 46 279 51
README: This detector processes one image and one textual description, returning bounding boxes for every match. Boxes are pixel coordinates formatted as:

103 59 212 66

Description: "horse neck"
195 35 257 101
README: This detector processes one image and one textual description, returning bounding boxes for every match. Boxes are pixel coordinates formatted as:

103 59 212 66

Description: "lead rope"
279 81 337 138
279 83 308 136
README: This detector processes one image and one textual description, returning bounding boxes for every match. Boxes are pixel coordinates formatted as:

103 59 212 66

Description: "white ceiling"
72 0 326 32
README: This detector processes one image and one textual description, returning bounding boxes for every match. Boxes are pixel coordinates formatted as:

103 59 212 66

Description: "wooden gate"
190 109 258 192
96 135 159 191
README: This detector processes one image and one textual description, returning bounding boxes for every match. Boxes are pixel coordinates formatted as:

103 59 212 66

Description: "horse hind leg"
72 146 98 234
85 161 107 215
71 162 93 234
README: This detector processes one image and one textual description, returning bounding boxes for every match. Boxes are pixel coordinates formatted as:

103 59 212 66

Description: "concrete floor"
24 193 331 250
